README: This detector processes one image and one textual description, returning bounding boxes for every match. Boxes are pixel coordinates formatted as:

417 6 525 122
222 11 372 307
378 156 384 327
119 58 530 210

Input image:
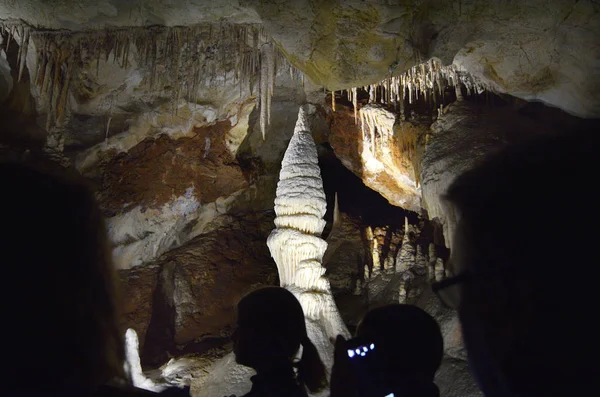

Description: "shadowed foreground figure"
1 161 188 397
233 287 328 397
330 304 443 397
434 129 600 397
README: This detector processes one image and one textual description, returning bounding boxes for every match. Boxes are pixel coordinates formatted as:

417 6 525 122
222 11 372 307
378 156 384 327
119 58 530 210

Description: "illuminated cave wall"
1 2 599 396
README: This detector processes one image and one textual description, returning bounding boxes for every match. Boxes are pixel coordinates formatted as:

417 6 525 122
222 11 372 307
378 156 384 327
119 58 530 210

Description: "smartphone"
342 336 394 397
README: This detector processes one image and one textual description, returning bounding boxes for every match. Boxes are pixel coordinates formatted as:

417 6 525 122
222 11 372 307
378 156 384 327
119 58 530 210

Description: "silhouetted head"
233 287 327 392
356 304 443 379
1 161 125 392
445 129 600 396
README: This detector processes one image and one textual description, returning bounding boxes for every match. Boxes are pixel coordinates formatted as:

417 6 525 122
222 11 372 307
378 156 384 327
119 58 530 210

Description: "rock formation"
124 328 167 392
194 105 350 397
1 3 598 397
268 104 349 339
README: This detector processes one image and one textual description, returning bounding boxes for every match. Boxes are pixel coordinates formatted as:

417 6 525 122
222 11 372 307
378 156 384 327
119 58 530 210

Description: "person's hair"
236 287 328 392
445 129 600 391
357 304 443 378
1 161 125 392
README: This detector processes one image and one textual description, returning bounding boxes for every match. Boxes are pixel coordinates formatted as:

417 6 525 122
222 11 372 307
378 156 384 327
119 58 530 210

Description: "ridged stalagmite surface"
267 104 349 339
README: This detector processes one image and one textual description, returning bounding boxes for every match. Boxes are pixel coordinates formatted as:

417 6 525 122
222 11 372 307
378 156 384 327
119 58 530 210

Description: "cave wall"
0 2 599 395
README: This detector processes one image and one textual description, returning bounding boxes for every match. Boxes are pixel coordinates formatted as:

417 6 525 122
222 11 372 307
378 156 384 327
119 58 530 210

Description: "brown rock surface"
119 212 279 367
100 120 249 215
326 100 423 211
326 102 363 174
118 264 161 353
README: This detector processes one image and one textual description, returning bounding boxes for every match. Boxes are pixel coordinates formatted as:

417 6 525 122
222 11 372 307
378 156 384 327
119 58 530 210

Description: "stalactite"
345 58 494 119
331 90 336 112
17 27 30 82
455 83 464 101
359 104 395 159
352 87 358 124
259 42 275 140
0 21 302 132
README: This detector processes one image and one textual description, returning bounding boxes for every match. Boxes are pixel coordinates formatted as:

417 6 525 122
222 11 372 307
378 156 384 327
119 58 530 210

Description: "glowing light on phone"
370 343 375 350
347 349 355 358
362 346 368 352
384 394 395 397
355 348 361 355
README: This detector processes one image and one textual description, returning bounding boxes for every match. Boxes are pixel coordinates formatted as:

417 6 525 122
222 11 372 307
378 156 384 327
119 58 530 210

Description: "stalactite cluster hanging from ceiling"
335 58 494 124
0 21 302 137
0 23 30 83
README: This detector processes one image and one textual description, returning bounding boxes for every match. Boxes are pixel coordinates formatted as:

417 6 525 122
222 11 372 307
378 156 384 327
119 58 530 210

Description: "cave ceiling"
1 0 598 118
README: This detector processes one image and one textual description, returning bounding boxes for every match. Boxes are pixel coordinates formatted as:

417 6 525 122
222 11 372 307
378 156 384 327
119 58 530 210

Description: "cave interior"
1 1 599 396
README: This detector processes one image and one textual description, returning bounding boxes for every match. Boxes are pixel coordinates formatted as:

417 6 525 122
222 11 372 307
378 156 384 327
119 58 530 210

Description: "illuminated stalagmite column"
197 106 348 397
267 104 349 339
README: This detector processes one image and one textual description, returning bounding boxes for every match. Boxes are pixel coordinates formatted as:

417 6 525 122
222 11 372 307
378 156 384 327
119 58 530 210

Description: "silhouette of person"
232 287 328 397
433 129 600 396
1 161 189 397
330 304 443 397
1 161 126 396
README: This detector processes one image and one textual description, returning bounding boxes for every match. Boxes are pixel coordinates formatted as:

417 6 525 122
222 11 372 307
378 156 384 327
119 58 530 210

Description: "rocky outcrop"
99 120 247 215
120 212 278 367
72 73 306 269
327 101 427 212
96 119 249 269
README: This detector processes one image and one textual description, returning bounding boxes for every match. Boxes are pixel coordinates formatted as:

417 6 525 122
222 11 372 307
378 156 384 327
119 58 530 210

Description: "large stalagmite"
196 106 348 397
267 104 349 339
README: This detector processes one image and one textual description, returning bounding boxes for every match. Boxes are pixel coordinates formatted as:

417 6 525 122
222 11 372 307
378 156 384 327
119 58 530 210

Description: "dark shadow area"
141 266 177 368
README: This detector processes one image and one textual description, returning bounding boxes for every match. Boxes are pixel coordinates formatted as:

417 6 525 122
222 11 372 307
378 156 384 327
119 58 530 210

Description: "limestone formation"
1 4 596 397
124 328 166 392
350 59 486 116
267 104 349 339
355 104 421 211
396 217 416 273
435 258 446 282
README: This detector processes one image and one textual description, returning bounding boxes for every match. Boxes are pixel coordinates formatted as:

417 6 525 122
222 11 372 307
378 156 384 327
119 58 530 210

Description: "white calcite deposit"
267 104 349 339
